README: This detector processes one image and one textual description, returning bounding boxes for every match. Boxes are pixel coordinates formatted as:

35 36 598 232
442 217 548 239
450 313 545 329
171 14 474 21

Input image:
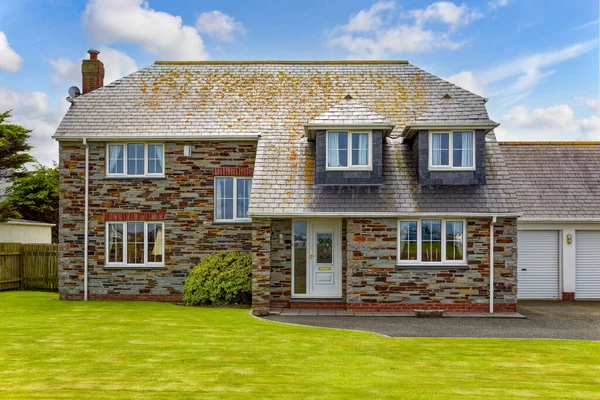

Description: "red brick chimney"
82 49 104 94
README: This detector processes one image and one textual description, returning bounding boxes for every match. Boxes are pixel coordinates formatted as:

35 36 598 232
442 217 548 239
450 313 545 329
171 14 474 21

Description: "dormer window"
326 131 372 170
429 131 475 170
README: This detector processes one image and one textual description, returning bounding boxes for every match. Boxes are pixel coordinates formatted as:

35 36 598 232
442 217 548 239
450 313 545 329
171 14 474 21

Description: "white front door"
292 219 342 298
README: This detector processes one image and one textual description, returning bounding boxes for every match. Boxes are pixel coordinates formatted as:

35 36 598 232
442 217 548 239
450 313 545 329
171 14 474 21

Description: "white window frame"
105 221 165 268
428 131 476 171
106 143 165 177
397 218 467 266
325 130 373 171
213 177 252 222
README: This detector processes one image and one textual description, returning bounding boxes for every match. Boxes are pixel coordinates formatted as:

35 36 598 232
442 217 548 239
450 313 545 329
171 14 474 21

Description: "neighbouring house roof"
499 142 600 220
3 219 55 227
54 60 518 215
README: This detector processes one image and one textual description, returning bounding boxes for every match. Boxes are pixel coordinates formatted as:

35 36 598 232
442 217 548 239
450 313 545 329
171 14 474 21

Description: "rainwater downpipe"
83 138 89 301
489 215 497 313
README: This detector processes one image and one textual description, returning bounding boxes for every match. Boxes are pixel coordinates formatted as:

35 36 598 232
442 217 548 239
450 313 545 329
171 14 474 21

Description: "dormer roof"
401 94 498 138
304 95 394 138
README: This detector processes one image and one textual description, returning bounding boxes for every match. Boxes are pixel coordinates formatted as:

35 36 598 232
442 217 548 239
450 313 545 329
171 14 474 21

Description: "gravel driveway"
263 301 600 341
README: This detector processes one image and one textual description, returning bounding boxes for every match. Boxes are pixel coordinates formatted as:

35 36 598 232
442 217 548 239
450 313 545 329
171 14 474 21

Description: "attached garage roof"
499 142 600 220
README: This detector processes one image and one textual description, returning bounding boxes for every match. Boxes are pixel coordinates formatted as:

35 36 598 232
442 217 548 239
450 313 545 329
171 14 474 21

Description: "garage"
517 230 560 300
575 231 600 299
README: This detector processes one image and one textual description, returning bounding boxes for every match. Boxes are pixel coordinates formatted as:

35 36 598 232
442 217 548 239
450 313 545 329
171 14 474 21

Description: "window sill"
395 264 469 270
325 167 373 172
103 176 167 180
212 220 252 225
428 168 476 172
104 265 167 270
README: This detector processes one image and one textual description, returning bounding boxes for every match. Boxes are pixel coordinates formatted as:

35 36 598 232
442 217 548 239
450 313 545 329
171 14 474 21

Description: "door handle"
521 268 527 271
309 251 313 260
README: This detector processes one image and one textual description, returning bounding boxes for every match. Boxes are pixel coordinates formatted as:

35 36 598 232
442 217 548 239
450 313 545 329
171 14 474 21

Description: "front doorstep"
289 298 346 309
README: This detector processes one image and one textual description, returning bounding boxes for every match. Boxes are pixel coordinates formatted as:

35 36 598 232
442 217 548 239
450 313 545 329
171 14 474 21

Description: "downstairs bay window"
106 221 164 267
397 219 466 265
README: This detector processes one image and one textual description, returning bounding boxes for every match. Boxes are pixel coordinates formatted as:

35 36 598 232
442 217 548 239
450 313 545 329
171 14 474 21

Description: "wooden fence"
0 243 58 292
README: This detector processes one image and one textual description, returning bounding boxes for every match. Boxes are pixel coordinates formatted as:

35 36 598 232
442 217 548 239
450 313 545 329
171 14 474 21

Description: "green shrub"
183 252 252 306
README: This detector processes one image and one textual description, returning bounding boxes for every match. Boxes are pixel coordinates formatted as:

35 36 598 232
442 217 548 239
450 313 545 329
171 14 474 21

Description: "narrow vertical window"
446 221 464 261
127 144 145 175
452 132 473 167
431 133 449 166
293 221 307 295
399 221 418 261
421 219 442 262
327 132 348 168
108 145 124 174
107 223 123 263
147 223 163 263
148 144 164 174
215 177 234 220
351 133 369 166
236 178 251 219
127 222 145 264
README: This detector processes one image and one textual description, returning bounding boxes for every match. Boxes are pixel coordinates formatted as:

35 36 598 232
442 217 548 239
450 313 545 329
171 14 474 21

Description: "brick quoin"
562 292 575 301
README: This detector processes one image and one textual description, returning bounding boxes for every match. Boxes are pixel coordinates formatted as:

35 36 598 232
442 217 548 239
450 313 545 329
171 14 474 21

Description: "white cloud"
0 32 23 72
342 1 395 32
329 1 479 58
0 87 69 166
49 47 138 86
411 2 483 30
586 99 600 115
446 70 485 96
447 41 597 103
488 0 509 10
195 10 244 43
82 0 208 60
497 104 600 141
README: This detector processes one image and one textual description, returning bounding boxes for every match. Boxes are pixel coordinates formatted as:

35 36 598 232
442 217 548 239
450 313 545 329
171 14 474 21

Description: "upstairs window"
430 131 474 170
107 143 164 177
327 131 371 170
215 177 252 222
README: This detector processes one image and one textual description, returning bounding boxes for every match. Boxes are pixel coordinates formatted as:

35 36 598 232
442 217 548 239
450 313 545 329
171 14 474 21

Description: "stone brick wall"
345 217 517 312
59 140 256 301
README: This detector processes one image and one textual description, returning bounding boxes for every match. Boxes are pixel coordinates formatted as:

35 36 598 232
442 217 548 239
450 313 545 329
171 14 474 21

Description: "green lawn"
1 292 599 399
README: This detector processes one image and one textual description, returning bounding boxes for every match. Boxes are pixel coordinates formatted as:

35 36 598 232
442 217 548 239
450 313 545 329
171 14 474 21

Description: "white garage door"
576 231 600 300
518 230 560 299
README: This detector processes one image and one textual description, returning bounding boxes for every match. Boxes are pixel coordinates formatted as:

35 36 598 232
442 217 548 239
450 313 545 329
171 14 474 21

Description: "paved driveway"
263 301 600 341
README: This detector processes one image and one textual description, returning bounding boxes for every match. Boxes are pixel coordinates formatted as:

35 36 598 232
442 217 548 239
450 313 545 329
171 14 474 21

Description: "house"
54 50 521 312
500 142 600 301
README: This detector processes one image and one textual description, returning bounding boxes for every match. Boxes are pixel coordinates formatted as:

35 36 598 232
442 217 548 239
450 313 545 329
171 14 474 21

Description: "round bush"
183 252 252 306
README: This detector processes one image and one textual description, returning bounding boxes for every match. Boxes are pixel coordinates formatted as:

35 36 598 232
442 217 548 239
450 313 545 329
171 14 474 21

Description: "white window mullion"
441 221 447 262
143 222 148 265
121 222 127 263
233 177 238 220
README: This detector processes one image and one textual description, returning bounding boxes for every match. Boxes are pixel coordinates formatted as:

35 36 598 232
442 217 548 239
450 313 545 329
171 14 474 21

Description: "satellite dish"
68 86 81 99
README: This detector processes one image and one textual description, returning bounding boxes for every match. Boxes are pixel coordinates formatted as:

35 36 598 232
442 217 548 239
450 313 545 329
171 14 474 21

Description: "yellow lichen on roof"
154 60 410 65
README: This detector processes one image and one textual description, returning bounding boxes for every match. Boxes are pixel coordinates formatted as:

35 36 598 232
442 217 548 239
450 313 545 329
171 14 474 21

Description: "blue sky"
0 0 598 165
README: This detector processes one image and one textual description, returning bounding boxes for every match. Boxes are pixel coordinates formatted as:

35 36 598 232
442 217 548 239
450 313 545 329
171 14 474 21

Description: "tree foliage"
6 163 59 241
0 111 35 221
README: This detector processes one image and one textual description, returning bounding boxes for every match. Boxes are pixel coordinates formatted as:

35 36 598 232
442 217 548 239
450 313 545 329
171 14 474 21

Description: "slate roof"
306 95 393 127
499 142 600 220
54 60 518 215
403 94 498 133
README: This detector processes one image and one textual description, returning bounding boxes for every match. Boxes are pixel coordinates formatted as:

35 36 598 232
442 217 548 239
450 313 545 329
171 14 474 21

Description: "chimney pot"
88 49 100 60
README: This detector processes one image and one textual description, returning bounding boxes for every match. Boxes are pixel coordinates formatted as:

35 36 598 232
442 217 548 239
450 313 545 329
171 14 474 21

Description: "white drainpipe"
489 215 497 313
83 138 89 301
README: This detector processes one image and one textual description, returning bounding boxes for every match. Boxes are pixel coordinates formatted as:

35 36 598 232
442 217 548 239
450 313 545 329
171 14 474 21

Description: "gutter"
518 218 600 224
489 215 497 314
83 138 89 301
53 134 261 141
248 211 521 218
